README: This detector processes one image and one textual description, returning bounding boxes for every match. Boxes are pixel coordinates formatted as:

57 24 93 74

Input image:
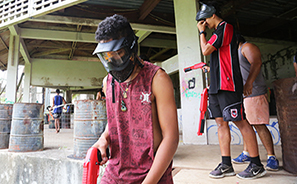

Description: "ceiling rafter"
256 6 297 34
221 0 256 18
9 25 31 64
139 0 162 20
29 15 176 34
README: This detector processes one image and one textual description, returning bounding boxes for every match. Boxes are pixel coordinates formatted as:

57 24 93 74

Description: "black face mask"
109 57 135 83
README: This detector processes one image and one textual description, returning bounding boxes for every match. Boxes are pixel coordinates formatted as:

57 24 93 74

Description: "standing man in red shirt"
196 2 266 179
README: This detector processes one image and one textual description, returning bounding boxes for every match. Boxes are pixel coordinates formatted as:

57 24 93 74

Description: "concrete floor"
173 144 297 184
2 124 295 184
45 124 297 184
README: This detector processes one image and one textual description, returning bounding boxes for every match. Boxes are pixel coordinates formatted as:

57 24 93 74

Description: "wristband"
199 31 207 36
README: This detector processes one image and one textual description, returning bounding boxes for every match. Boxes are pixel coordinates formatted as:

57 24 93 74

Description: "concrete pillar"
6 34 20 103
23 62 32 102
44 88 51 109
30 87 37 103
173 0 207 144
66 90 72 103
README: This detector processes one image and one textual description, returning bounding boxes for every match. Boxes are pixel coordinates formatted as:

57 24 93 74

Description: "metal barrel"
273 77 297 174
9 103 44 152
71 100 107 159
61 112 71 129
0 104 13 149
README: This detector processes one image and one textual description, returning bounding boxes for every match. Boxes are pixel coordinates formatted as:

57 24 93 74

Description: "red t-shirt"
207 21 243 94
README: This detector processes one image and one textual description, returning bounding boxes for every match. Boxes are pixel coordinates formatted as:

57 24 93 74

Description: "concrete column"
66 90 72 103
173 0 207 144
6 34 20 103
44 88 51 109
23 62 32 102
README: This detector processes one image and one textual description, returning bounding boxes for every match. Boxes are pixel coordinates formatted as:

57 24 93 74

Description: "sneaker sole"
236 170 267 180
265 166 279 171
209 172 236 179
232 160 250 164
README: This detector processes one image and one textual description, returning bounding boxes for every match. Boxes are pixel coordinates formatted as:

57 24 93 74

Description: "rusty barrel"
71 100 107 159
0 104 13 149
273 77 297 174
9 103 44 152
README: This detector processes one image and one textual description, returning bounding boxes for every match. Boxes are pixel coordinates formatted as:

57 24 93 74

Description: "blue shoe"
232 152 250 164
266 156 279 171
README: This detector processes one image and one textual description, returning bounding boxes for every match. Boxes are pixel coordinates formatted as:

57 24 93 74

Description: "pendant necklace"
119 82 131 112
118 67 140 112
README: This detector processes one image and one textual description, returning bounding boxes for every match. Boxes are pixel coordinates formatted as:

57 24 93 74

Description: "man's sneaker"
232 152 250 164
209 163 235 178
266 156 279 171
236 162 266 179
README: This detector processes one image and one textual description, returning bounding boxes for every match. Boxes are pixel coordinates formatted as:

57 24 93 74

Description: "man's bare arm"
142 69 179 184
294 62 297 77
242 43 262 96
197 21 216 56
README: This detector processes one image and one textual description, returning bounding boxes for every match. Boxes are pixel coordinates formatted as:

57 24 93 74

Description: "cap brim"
93 37 125 55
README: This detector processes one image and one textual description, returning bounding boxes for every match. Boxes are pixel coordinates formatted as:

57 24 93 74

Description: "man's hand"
92 136 109 165
197 20 206 32
202 66 210 73
243 82 253 97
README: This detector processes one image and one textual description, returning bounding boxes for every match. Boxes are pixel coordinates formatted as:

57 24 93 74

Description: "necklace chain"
118 66 141 112
119 82 131 99
119 66 140 99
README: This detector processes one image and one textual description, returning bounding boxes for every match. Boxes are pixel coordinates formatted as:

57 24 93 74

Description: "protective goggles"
93 37 135 72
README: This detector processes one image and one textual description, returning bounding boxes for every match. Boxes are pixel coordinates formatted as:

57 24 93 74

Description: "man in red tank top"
92 14 179 184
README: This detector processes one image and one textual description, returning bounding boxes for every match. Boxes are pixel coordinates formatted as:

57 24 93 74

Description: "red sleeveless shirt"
101 61 173 184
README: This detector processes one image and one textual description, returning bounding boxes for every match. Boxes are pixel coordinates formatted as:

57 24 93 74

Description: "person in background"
51 89 66 133
96 88 106 100
196 2 266 179
92 14 179 183
231 34 279 171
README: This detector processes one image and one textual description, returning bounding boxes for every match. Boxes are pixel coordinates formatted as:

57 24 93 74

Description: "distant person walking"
51 89 66 133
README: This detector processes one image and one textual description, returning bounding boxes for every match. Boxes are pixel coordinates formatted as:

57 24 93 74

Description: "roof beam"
9 25 31 63
136 30 152 43
29 15 176 34
149 48 170 61
221 0 255 18
256 6 297 34
20 28 178 50
140 38 177 49
20 28 96 43
139 0 161 20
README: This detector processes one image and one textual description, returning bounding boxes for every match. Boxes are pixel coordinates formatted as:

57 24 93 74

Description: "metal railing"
0 0 87 29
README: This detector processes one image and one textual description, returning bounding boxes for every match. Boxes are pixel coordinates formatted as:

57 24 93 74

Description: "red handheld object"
184 62 206 72
197 88 208 136
82 147 101 184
